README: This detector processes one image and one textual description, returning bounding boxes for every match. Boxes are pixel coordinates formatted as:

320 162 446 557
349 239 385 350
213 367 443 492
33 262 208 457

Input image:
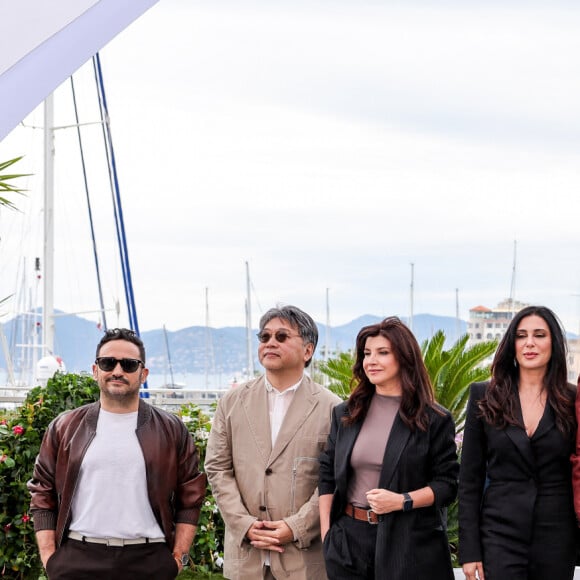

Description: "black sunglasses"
95 357 143 373
256 330 300 343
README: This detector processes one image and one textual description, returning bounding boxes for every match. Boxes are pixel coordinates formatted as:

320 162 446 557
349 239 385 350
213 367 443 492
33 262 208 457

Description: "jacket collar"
239 375 320 466
85 399 151 429
505 397 553 472
378 414 411 489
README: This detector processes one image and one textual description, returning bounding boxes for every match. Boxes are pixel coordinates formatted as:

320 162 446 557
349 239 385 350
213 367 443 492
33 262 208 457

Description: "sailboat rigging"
1 53 143 389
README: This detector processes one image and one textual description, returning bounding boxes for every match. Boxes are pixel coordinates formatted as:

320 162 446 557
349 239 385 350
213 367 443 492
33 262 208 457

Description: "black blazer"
458 382 576 573
319 401 459 580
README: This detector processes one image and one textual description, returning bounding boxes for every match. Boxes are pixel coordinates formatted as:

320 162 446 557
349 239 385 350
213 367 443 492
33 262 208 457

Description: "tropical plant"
420 331 496 564
318 352 354 400
0 157 29 210
421 331 496 430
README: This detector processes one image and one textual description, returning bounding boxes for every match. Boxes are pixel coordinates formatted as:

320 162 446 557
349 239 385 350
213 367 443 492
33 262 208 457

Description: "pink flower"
0 454 6 463
0 419 7 425
12 425 24 436
4 523 11 532
22 514 30 523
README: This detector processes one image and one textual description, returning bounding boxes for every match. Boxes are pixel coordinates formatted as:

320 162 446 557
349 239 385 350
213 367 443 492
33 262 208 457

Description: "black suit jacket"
458 382 576 574
319 401 458 580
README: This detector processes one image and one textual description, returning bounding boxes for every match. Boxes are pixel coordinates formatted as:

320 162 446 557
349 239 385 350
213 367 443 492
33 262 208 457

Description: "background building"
468 299 529 345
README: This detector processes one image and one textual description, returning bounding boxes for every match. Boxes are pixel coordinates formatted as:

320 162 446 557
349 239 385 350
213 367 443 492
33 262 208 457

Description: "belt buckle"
366 509 378 525
106 538 124 547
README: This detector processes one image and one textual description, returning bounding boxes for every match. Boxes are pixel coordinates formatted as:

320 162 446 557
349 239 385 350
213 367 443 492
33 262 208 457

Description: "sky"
1 0 580 335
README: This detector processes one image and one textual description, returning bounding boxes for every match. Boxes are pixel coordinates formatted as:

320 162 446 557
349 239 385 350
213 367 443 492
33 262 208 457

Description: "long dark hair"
479 305 575 435
345 317 440 431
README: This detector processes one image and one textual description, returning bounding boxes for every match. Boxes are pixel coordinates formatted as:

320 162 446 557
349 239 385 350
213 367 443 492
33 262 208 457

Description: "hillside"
0 312 467 375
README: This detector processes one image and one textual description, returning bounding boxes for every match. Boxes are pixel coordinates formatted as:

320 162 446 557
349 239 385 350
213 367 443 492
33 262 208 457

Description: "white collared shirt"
265 375 303 447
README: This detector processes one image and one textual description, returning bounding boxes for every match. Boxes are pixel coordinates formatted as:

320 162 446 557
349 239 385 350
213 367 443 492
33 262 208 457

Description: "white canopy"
0 0 158 141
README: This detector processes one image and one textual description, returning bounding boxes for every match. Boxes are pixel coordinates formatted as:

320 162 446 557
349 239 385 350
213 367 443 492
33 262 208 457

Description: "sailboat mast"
162 324 175 388
204 287 215 388
509 240 517 316
245 261 254 378
409 262 414 332
324 288 330 363
455 288 460 340
43 94 55 356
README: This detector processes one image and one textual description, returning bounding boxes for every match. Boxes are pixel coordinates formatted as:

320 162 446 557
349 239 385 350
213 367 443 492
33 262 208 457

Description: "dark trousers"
45 538 178 580
323 514 377 579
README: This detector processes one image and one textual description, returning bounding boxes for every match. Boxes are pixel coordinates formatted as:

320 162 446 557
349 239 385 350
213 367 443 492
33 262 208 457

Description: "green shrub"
0 374 225 579
179 403 225 575
0 372 99 579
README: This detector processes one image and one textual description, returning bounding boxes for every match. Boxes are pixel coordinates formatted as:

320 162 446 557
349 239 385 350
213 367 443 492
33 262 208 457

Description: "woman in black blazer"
319 317 459 579
459 305 577 580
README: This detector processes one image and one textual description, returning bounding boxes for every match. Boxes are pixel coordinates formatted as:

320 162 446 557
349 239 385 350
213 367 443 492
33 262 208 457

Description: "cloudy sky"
1 0 580 335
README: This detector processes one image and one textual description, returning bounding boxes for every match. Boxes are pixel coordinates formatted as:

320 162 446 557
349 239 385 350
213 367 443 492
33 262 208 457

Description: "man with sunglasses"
28 328 206 579
206 305 340 580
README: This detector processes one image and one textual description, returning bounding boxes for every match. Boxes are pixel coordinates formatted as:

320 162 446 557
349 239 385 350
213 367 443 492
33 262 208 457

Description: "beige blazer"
206 374 340 580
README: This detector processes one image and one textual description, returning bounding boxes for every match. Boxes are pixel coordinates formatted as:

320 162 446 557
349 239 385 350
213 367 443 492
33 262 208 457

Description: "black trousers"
45 538 178 580
323 514 377 579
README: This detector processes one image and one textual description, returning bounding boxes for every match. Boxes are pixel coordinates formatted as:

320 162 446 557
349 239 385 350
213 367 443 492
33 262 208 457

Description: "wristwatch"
174 552 189 568
402 492 413 512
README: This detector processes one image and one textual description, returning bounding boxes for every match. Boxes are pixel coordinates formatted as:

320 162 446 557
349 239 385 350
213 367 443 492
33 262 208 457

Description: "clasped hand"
366 488 403 514
247 520 293 552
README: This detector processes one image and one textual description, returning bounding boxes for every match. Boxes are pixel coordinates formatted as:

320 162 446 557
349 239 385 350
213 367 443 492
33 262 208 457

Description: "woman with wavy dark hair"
459 305 577 580
319 317 459 579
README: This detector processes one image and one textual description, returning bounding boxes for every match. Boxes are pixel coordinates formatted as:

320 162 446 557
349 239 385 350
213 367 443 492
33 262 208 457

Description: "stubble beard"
100 374 142 407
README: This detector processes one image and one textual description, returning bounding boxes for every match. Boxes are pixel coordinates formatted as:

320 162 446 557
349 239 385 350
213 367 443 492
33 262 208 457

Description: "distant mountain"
0 312 467 376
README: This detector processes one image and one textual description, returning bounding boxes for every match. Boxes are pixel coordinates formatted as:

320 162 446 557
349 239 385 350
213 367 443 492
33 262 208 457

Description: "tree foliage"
179 403 225 576
318 352 355 400
421 331 496 429
0 373 99 579
0 157 29 211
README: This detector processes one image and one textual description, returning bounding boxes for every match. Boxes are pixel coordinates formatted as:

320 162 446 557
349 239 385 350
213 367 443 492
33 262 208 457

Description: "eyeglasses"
95 357 143 373
256 330 300 343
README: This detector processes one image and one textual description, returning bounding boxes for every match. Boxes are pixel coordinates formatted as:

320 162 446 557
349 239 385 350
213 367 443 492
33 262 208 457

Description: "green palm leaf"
0 156 29 210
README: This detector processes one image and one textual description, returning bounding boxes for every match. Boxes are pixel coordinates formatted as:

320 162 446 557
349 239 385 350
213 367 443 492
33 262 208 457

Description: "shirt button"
265 468 273 475
259 505 267 511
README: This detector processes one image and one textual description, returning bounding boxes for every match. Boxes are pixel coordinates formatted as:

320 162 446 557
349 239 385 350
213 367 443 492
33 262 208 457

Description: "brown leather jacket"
27 400 206 548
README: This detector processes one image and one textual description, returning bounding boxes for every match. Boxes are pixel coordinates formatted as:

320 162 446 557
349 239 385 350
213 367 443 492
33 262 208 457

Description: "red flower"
12 425 24 436
22 514 30 523
0 419 7 425
4 523 11 532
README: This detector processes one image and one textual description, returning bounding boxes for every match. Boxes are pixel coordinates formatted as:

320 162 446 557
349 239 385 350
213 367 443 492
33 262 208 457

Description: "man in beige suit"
206 305 340 580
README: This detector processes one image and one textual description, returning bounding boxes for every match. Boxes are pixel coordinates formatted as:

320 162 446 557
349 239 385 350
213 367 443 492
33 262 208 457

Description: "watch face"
180 554 189 566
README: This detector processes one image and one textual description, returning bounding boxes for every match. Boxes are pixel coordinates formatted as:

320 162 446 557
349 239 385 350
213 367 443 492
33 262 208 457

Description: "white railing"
0 385 229 410
454 569 580 578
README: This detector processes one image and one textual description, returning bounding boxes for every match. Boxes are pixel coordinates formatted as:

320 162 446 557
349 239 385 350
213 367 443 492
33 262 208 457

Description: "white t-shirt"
69 408 164 539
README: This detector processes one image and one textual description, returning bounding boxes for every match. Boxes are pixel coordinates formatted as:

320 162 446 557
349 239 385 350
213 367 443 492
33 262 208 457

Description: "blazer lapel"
504 399 535 471
531 403 555 441
241 378 272 464
504 425 535 471
268 380 316 464
335 417 362 495
378 414 411 489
